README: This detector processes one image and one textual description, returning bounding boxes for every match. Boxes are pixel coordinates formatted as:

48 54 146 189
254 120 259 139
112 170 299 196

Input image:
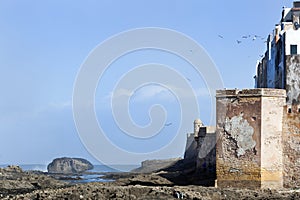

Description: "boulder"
4 165 23 173
47 157 93 174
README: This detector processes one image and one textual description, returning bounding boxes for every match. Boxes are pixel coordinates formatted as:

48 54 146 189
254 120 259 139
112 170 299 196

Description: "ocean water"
0 164 139 172
0 164 139 183
0 164 48 172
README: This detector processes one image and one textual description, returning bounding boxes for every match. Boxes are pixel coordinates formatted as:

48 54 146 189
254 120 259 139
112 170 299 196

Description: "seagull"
237 40 242 44
164 123 172 126
242 35 248 39
255 35 264 38
218 35 224 39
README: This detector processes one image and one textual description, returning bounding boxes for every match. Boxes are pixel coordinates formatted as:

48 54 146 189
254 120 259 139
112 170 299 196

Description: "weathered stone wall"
283 48 300 189
285 55 300 105
184 133 198 163
196 127 216 179
261 95 285 188
184 126 216 181
216 89 286 189
216 89 262 188
283 105 300 188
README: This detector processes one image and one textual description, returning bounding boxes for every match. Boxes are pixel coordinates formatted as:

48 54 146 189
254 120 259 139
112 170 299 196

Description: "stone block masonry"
216 89 286 189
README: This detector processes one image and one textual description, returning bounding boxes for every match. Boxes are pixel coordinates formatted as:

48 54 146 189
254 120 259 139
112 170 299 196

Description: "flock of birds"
217 34 267 44
217 34 267 58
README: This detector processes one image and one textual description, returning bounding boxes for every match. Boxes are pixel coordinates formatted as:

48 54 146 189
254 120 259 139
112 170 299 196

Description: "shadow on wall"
158 146 216 186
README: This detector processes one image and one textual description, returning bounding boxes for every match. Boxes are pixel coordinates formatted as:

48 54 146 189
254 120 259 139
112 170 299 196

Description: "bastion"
216 88 286 189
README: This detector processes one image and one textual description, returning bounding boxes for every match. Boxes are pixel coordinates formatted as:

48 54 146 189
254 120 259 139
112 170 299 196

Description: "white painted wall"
282 8 292 22
285 28 300 56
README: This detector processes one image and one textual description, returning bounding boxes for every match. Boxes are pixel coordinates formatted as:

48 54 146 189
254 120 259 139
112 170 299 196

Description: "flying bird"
164 123 172 126
236 40 242 44
218 35 224 39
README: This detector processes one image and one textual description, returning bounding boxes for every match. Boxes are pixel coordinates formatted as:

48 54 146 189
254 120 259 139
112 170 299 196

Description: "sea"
0 164 139 183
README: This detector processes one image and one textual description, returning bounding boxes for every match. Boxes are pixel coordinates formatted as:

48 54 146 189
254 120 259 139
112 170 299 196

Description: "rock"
3 181 300 200
4 165 23 173
47 157 93 174
131 158 181 173
0 166 67 196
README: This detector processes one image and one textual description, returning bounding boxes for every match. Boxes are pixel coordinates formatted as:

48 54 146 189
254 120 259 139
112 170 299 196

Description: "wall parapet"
216 88 286 98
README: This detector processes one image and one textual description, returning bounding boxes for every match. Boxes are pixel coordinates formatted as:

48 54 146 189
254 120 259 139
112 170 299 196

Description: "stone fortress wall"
216 89 286 189
184 1 300 189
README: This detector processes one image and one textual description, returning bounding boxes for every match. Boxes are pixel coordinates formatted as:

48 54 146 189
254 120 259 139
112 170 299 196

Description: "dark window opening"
288 108 292 113
291 44 297 55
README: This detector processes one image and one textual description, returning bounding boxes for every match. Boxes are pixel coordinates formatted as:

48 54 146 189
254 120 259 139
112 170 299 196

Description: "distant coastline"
0 164 139 173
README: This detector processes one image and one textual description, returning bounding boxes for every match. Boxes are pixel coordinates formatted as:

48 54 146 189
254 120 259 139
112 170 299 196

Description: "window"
291 44 297 55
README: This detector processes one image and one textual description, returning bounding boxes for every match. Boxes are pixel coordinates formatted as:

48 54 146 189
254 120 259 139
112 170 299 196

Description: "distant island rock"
47 157 93 174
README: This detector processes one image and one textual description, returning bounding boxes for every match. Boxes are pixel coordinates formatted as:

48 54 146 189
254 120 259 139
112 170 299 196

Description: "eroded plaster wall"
285 55 300 104
216 89 262 188
216 89 286 189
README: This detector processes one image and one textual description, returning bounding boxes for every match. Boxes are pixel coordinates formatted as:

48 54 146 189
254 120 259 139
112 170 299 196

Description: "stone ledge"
216 88 286 98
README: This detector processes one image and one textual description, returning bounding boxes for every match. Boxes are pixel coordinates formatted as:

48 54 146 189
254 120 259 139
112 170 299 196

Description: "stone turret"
193 119 203 137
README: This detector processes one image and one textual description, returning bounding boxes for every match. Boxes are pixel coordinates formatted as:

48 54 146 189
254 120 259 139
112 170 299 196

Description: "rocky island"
47 157 93 174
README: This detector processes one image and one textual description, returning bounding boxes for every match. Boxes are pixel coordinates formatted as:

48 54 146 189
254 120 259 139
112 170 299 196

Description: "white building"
255 1 300 105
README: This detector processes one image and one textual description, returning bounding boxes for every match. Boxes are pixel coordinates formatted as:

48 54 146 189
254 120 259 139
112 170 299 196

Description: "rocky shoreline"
1 165 300 199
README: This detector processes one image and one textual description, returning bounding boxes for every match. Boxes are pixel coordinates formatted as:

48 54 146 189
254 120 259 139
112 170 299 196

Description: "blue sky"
0 0 294 165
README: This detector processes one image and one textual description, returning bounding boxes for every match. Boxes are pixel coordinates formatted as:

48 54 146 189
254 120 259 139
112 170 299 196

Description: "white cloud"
97 84 212 110
114 84 211 102
131 85 172 102
48 101 72 110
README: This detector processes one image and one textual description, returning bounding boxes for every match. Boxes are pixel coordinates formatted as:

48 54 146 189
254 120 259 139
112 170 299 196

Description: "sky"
0 0 295 166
